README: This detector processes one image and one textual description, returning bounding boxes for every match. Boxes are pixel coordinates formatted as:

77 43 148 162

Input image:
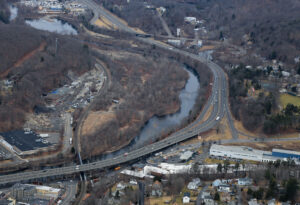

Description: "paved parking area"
0 130 49 152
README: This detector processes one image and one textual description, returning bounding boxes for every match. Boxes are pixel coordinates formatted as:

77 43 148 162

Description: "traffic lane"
80 0 134 33
0 2 228 184
0 85 225 184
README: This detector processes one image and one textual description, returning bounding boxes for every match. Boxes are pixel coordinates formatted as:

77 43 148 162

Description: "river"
25 18 78 35
9 5 18 21
100 66 200 159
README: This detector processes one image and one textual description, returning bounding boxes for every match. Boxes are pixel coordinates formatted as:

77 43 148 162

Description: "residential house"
267 199 276 205
282 71 290 77
212 179 222 187
183 192 190 204
248 198 260 205
201 191 211 199
129 179 137 185
184 17 197 24
151 181 162 197
203 195 215 205
187 178 201 190
238 178 253 186
116 182 126 191
218 184 231 193
220 192 231 203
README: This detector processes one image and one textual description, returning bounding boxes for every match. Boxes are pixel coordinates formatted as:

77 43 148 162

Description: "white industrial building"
167 39 181 46
121 163 191 178
209 144 279 162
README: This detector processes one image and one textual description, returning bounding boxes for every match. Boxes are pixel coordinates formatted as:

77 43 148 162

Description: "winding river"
102 66 200 159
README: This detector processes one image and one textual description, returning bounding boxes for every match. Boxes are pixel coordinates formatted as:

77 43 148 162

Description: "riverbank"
80 53 212 160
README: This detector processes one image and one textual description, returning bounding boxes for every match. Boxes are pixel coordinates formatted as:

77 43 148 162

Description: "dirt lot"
82 111 116 136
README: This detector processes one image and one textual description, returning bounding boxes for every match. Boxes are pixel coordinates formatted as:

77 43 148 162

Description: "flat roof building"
272 148 300 159
11 184 61 202
210 145 279 162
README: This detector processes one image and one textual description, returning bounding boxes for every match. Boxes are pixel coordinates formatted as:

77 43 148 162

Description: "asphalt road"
0 0 230 185
61 181 77 205
0 0 294 185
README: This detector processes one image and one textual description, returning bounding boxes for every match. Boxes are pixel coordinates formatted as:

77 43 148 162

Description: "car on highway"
216 116 220 121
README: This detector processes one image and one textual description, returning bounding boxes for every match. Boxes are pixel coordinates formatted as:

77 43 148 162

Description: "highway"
0 0 280 185
0 0 227 185
61 181 77 205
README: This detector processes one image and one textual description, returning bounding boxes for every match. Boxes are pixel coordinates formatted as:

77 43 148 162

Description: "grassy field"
280 93 300 107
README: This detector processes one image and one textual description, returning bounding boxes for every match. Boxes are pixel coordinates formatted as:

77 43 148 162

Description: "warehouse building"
210 145 300 163
272 149 300 159
209 145 279 162
11 184 61 202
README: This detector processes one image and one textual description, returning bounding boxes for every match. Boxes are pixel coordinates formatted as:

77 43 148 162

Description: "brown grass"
94 16 116 30
0 42 46 78
199 45 215 51
82 111 116 136
181 117 232 146
204 117 232 141
199 105 213 124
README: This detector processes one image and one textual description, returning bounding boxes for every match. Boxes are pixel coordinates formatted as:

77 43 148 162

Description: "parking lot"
0 130 50 152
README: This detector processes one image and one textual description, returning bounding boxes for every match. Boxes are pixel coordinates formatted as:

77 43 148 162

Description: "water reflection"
26 18 78 35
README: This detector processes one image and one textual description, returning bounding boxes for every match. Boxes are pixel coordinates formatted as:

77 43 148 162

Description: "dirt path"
0 41 46 78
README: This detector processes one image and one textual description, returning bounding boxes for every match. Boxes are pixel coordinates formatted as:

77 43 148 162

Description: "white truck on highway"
69 138 72 145
216 116 220 121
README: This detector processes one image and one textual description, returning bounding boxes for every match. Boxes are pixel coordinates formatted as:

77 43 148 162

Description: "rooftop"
35 185 61 193
211 144 271 155
272 148 300 156
180 151 194 161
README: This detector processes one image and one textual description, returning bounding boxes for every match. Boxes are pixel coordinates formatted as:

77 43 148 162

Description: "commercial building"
11 184 61 202
35 185 61 200
11 184 36 201
210 145 300 163
272 148 300 160
210 145 278 162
